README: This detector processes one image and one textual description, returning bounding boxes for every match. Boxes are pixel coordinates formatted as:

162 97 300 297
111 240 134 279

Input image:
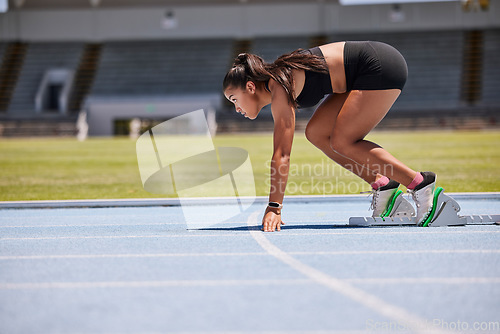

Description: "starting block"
349 187 500 227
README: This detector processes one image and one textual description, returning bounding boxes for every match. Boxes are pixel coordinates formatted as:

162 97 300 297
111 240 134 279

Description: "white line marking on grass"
247 211 450 334
0 279 311 290
1 249 498 261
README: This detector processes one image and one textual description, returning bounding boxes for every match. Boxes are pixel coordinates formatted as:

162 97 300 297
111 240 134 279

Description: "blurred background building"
0 0 498 136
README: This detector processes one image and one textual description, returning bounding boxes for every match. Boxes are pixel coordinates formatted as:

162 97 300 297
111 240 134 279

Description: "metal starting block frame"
349 188 500 227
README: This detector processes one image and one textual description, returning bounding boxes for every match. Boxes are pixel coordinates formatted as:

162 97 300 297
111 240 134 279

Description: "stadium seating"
89 38 233 98
0 28 499 135
251 35 311 62
329 31 464 112
0 43 6 60
7 42 84 114
481 29 500 106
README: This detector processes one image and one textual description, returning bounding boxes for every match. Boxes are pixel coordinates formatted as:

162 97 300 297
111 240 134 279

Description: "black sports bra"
295 47 333 108
265 47 333 109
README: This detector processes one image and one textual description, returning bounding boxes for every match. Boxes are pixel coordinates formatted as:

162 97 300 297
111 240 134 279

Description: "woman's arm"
262 80 296 232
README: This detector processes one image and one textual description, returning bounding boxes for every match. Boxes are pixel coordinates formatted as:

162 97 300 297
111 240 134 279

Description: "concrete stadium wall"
85 94 221 136
0 2 499 42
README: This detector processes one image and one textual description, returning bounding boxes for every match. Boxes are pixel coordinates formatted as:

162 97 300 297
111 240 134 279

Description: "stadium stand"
0 28 499 136
89 38 233 98
0 42 27 113
461 30 482 105
7 42 84 114
0 43 6 62
251 35 311 63
0 42 10 111
83 38 233 135
328 30 464 112
482 29 500 107
69 43 102 113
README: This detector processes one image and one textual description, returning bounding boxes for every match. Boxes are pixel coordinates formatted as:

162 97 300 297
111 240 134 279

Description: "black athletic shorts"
344 41 408 91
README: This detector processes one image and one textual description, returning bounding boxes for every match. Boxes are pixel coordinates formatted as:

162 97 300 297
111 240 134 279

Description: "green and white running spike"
349 187 500 227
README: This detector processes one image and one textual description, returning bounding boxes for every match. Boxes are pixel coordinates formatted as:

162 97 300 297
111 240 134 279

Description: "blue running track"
1 194 499 334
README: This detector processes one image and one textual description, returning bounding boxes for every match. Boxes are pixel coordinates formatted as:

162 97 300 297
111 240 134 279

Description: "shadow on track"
193 224 373 231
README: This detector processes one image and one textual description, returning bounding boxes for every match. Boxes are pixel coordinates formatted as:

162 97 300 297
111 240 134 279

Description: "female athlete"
223 41 436 232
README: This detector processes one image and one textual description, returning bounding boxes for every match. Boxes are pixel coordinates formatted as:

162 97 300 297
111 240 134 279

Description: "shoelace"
361 189 379 211
407 188 433 225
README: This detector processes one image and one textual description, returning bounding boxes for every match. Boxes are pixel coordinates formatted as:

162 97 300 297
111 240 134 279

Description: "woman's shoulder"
267 70 305 102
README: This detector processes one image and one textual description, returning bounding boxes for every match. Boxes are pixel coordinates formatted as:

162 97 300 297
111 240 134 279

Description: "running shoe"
408 172 437 225
368 180 401 218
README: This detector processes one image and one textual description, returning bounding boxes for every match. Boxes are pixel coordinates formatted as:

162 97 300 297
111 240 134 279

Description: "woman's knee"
329 132 350 157
305 122 325 147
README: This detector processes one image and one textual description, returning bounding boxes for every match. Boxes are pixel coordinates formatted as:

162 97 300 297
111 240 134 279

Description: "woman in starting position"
223 41 436 232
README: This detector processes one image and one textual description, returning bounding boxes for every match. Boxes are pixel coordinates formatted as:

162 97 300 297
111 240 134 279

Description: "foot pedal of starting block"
424 187 466 227
387 191 415 218
425 189 500 226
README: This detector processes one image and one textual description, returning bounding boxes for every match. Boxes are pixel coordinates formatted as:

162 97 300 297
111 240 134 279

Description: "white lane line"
268 230 500 236
0 222 183 228
5 278 496 291
1 249 499 260
0 214 174 220
56 331 380 334
0 279 311 290
247 212 449 334
345 277 500 285
292 249 500 255
0 234 251 241
2 229 499 241
0 252 267 260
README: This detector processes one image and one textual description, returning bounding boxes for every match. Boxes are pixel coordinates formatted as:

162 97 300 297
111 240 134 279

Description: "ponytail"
223 49 329 109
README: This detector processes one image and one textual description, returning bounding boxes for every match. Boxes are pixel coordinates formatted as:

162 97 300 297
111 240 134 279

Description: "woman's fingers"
261 219 269 231
262 209 285 232
262 218 283 232
261 217 268 231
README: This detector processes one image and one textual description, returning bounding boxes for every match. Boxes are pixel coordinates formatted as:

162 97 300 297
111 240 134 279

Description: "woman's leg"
328 89 418 186
306 92 382 185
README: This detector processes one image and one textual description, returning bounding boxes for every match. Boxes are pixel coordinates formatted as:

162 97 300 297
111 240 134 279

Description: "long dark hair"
223 49 328 109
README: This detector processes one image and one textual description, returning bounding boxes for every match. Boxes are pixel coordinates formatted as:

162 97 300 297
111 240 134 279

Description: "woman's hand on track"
262 207 285 232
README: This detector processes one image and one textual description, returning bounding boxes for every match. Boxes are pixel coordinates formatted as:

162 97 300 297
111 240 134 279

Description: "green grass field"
0 130 499 201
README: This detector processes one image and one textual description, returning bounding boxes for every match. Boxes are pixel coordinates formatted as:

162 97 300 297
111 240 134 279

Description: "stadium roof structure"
7 0 344 10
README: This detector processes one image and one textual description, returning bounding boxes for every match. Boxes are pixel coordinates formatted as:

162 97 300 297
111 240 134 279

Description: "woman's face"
224 81 261 120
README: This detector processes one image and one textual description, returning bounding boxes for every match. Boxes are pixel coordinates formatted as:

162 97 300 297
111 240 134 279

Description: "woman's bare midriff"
292 42 347 99
319 42 347 93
